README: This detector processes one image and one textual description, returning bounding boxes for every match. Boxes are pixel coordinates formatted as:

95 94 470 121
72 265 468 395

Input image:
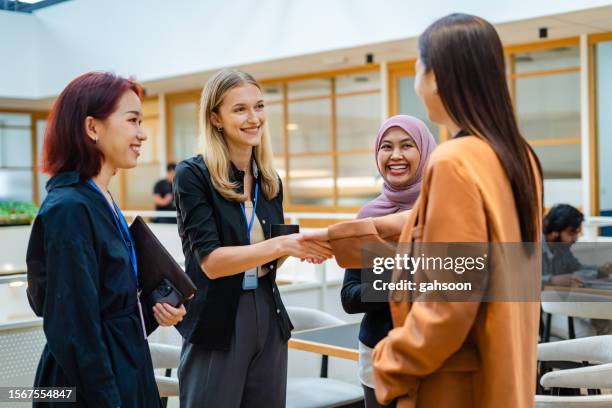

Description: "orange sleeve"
328 211 411 268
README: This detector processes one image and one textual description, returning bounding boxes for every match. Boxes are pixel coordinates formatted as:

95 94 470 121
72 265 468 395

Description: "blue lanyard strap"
87 179 139 286
240 183 259 244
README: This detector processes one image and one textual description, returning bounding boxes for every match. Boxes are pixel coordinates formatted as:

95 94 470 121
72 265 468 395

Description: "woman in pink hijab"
341 115 436 407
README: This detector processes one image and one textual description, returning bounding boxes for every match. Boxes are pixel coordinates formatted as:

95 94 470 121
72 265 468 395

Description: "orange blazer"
330 136 542 408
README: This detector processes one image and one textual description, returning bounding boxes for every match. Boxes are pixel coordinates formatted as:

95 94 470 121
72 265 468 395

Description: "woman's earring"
94 137 98 144
217 127 223 133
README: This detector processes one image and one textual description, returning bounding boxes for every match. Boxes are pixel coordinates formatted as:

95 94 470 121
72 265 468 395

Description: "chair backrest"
541 291 612 320
285 306 345 332
149 342 181 369
0 319 45 387
538 335 612 363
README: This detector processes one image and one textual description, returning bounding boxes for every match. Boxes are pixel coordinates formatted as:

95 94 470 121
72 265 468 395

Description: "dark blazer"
341 268 393 348
173 155 293 349
26 171 160 408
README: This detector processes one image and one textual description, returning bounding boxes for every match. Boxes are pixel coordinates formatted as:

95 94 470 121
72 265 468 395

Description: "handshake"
279 228 333 265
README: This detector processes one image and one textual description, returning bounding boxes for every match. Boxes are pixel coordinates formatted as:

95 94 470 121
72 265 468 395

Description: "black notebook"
129 216 196 307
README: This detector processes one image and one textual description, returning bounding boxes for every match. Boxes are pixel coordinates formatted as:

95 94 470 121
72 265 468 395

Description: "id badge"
242 267 258 290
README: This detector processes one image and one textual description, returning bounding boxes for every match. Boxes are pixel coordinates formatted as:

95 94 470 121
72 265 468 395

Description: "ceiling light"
287 123 299 131
9 281 25 288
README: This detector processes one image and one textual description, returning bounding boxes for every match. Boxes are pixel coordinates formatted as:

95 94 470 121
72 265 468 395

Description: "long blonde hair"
198 69 280 202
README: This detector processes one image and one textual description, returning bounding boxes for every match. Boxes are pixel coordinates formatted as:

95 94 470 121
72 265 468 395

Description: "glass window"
0 113 32 202
273 156 286 185
140 116 158 164
532 145 580 179
262 83 283 103
288 79 331 99
287 99 332 154
337 154 381 207
397 77 439 141
515 72 580 140
337 93 381 151
514 46 579 74
336 71 380 94
172 102 198 162
36 119 49 203
596 41 612 224
124 163 162 210
288 156 334 206
124 97 162 209
0 113 30 127
265 102 285 155
0 169 32 202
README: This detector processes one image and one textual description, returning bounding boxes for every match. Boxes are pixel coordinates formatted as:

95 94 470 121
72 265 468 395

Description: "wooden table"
544 285 612 297
289 322 360 361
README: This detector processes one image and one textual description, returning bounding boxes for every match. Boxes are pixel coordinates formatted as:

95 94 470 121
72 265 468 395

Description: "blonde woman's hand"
153 303 186 326
279 233 333 263
297 229 333 264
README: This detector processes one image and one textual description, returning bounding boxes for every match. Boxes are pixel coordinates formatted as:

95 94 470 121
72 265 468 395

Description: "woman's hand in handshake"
279 232 333 264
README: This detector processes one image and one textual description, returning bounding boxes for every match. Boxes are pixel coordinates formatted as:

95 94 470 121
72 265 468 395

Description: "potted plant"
0 201 38 226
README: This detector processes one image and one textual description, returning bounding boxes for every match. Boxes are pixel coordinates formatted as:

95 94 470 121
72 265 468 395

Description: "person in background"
543 203 612 337
174 69 332 408
152 162 177 223
341 115 436 408
26 72 186 408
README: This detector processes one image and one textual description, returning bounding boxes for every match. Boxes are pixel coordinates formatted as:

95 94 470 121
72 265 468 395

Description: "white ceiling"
135 5 612 96
1 4 611 110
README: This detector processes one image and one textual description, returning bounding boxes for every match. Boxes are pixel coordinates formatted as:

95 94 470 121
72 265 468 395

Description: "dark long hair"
419 14 542 242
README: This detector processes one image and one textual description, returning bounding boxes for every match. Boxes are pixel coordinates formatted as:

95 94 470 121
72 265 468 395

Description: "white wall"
0 10 39 98
1 0 612 99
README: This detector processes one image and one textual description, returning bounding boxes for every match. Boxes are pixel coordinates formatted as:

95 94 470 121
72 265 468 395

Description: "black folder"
129 216 196 306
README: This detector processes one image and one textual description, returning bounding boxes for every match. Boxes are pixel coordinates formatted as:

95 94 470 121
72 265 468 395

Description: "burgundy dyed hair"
42 71 143 178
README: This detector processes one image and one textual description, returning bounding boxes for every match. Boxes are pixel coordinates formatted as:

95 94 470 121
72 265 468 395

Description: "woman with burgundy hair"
26 71 185 407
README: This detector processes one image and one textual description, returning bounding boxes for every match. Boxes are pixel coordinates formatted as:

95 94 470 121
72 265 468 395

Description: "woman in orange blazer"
307 13 543 408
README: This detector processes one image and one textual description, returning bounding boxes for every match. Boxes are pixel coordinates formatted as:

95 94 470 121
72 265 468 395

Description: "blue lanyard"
240 183 259 244
87 179 139 287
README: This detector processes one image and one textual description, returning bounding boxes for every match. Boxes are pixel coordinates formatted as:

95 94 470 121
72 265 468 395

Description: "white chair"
536 395 612 407
285 306 364 408
535 335 612 407
0 319 45 387
541 291 612 341
148 342 180 406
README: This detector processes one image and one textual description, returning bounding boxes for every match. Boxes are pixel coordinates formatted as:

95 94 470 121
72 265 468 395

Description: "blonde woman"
173 69 332 408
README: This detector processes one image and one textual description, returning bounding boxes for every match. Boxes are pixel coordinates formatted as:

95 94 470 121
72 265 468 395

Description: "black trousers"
178 282 288 408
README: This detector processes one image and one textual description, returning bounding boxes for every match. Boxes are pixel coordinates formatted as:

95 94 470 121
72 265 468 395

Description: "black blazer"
341 268 393 349
173 155 293 349
26 171 160 408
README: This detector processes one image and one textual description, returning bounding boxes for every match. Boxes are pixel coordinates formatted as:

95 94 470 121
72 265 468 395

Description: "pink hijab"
357 115 437 219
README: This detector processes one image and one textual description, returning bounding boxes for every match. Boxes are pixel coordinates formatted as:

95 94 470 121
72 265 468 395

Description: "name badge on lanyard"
241 183 260 290
87 179 148 339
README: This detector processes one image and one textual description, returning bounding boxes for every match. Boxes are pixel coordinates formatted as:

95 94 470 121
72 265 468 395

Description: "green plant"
0 201 39 225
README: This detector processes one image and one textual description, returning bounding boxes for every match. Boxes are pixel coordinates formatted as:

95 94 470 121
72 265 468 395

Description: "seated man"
543 204 612 337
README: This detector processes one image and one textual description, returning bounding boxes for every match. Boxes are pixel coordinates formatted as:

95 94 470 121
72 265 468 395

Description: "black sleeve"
173 163 221 261
41 203 121 408
341 268 388 314
153 180 163 195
